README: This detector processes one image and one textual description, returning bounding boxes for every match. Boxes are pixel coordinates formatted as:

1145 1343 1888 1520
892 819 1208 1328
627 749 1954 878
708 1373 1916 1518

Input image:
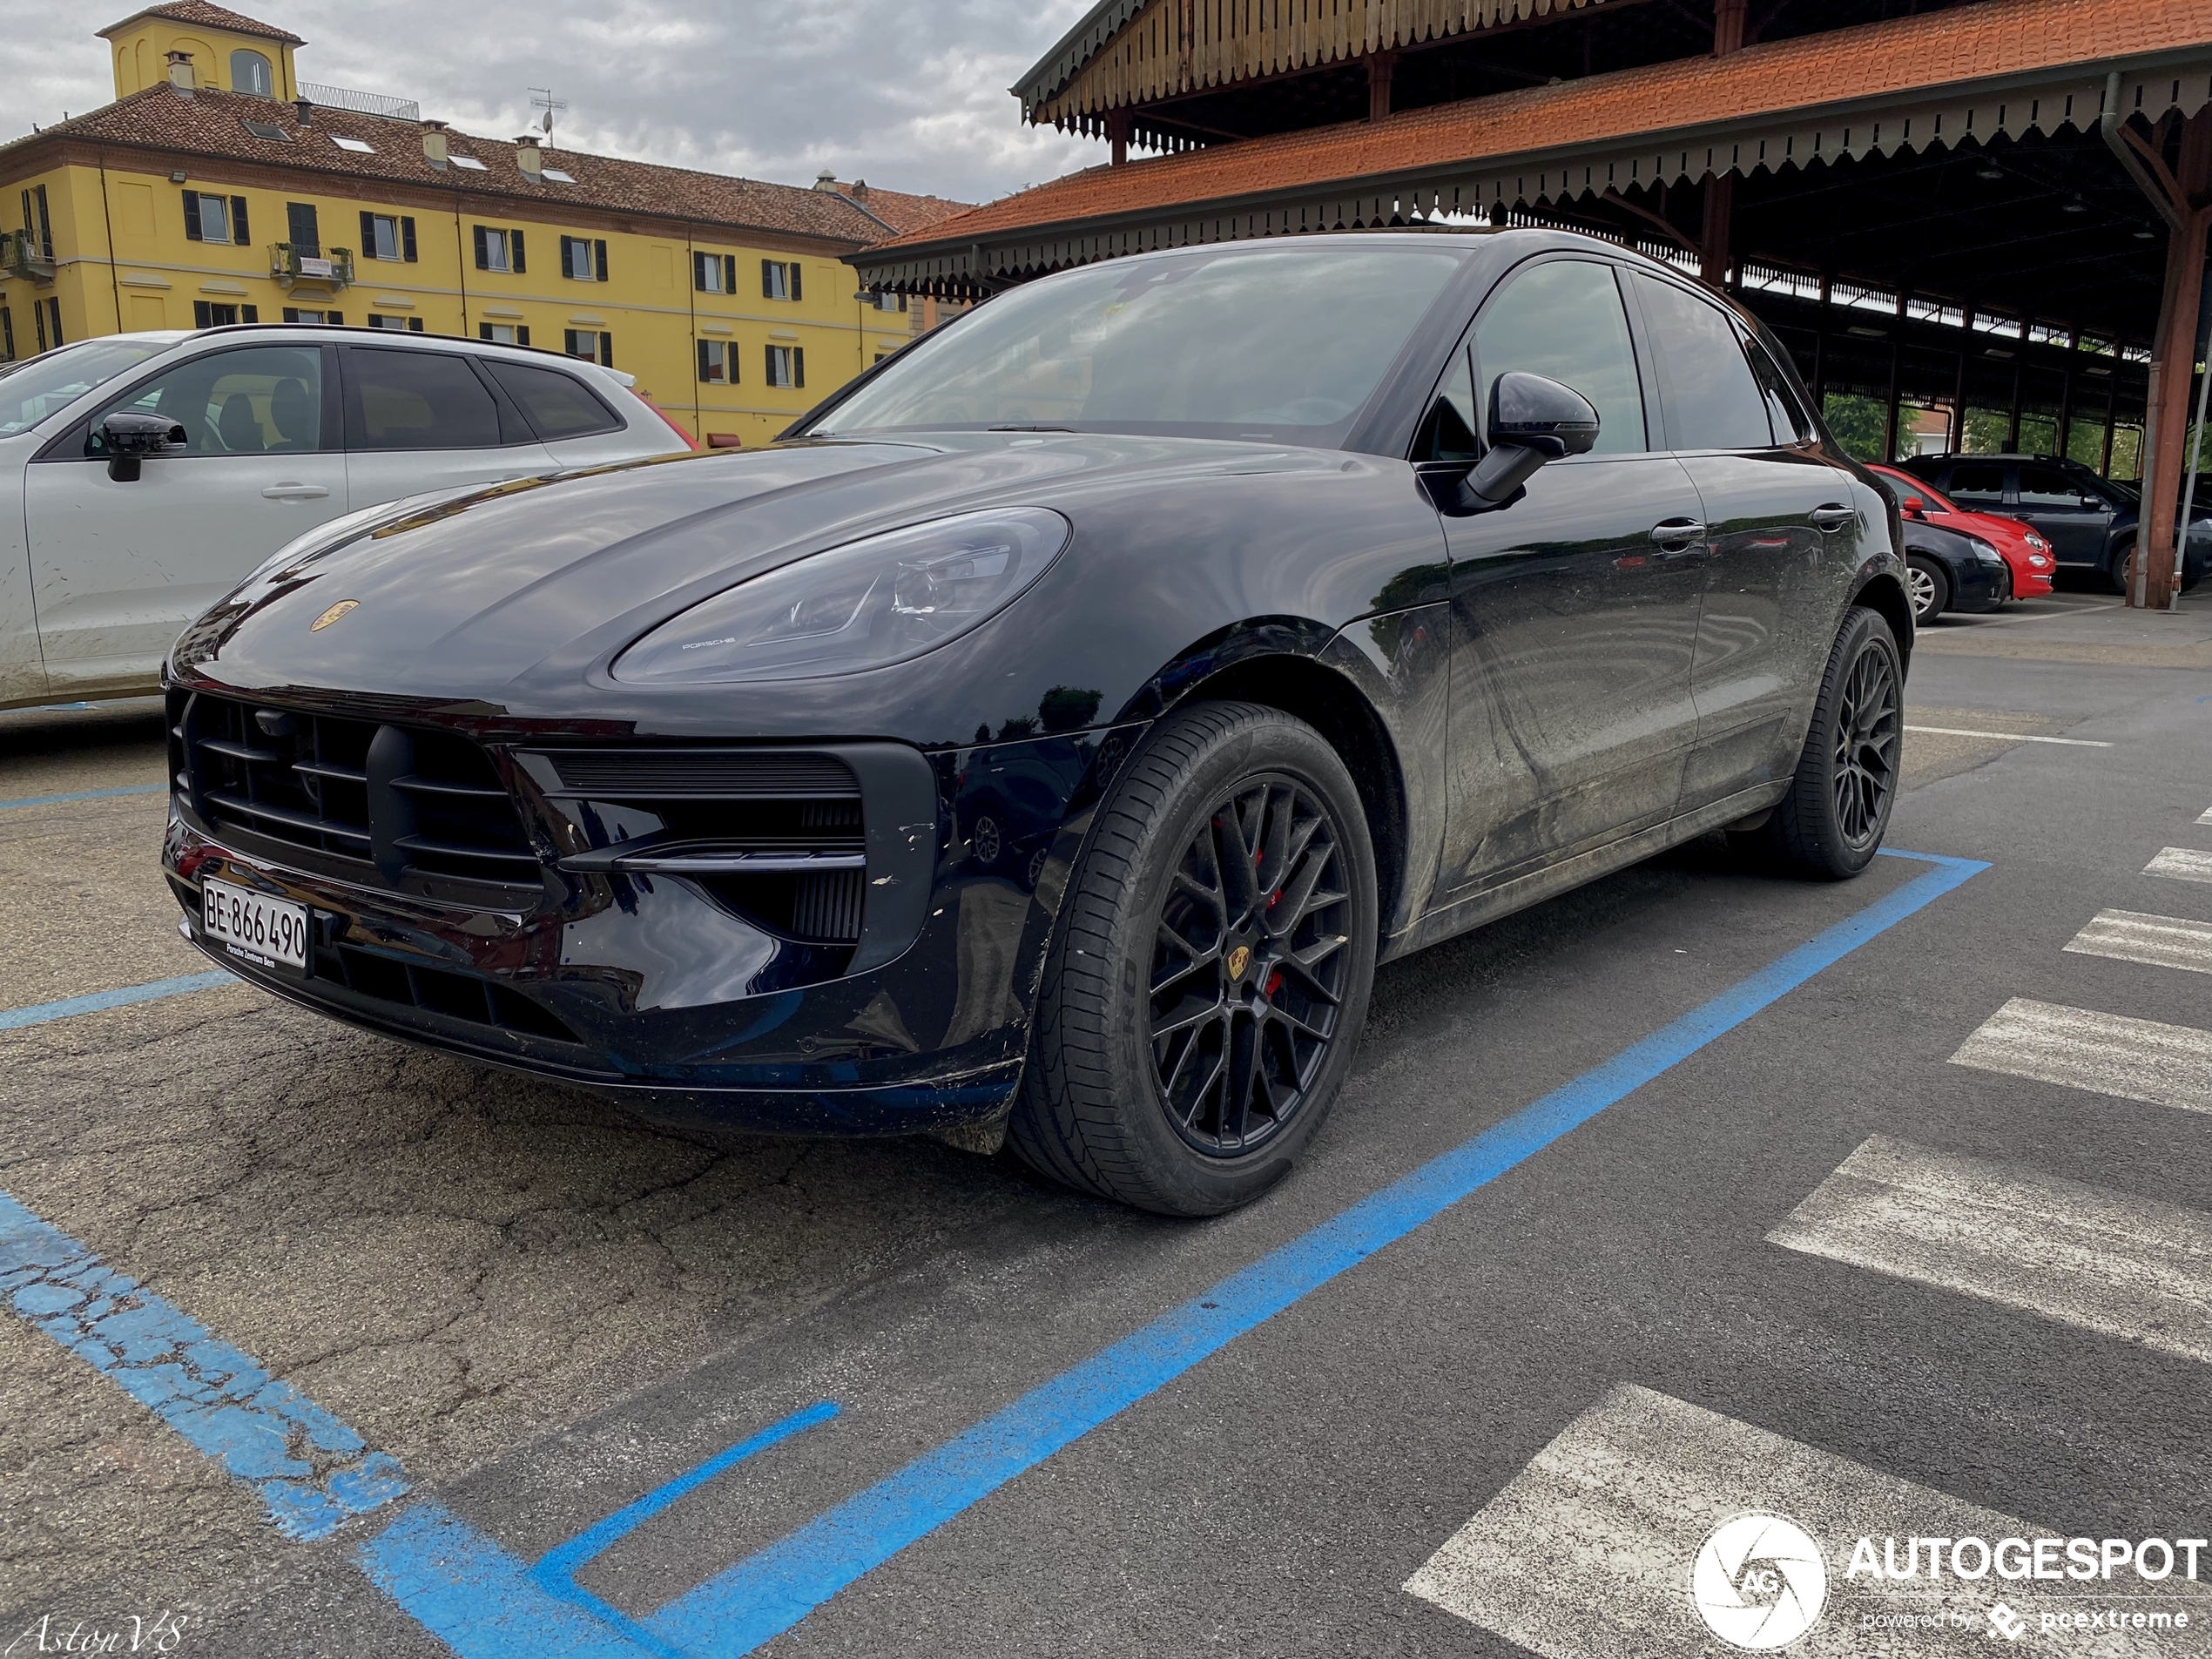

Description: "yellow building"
0 0 968 445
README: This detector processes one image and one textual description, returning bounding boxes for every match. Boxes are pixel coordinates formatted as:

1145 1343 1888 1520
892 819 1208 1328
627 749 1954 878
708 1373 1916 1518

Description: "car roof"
179 322 639 388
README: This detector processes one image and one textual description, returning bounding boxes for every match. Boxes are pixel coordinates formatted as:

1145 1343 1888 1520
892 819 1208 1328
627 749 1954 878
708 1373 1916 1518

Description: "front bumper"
162 698 1143 1135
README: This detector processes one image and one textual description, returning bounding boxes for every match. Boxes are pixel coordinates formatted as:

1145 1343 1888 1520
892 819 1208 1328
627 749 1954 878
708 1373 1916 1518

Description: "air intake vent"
546 749 858 799
315 942 581 1043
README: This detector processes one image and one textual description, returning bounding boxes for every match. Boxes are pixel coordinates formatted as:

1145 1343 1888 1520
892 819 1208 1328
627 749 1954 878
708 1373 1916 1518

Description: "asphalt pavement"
5 588 2212 1657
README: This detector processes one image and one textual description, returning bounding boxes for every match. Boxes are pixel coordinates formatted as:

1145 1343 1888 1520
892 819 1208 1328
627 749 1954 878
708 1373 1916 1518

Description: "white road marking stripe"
2066 909 2212 976
1948 998 2212 1115
1902 725 2113 746
1770 1136 2212 1366
2148 846 2212 885
2199 806 2212 826
1402 1386 2130 1658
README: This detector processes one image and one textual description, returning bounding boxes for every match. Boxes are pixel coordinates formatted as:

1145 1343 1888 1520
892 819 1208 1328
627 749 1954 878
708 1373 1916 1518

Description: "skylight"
241 119 293 142
332 135 374 152
540 167 574 183
450 155 488 170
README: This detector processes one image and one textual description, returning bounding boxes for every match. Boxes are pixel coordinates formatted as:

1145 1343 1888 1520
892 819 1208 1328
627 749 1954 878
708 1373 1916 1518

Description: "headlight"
1967 536 2002 565
2029 555 2051 568
2026 532 2050 551
612 507 1071 685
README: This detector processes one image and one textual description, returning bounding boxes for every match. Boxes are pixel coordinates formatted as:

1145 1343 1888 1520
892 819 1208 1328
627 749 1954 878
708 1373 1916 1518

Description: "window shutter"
408 317 423 332
761 259 774 299
697 340 711 381
231 197 250 246
723 254 736 295
510 230 526 273
401 217 417 261
1 307 13 361
182 190 202 240
193 300 212 328
287 201 319 256
595 239 607 282
598 332 612 368
327 311 342 327
473 225 489 269
789 263 801 303
241 304 259 323
764 342 773 383
792 346 804 388
517 325 529 347
361 210 376 255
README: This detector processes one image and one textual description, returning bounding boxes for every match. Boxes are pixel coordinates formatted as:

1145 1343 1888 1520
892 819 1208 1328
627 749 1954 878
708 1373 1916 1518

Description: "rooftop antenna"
527 86 566 146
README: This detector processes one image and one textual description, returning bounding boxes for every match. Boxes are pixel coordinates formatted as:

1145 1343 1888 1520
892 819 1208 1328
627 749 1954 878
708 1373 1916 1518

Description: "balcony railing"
0 228 56 284
270 244 354 288
297 82 421 122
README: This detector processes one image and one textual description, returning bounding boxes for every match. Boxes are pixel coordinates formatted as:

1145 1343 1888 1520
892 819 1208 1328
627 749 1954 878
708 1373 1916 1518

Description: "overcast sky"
8 0 1104 207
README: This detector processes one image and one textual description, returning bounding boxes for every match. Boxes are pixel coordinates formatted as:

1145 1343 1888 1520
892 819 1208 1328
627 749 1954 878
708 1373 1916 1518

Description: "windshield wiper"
988 423 1074 433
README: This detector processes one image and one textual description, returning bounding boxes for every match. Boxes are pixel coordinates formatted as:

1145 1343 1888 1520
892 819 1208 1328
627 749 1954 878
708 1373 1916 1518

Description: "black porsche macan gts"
163 229 1911 1215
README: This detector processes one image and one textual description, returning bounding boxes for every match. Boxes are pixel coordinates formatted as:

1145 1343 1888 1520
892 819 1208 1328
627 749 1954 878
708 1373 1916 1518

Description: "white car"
0 326 694 709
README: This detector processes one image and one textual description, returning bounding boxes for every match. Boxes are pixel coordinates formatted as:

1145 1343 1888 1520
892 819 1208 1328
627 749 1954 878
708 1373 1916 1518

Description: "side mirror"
2079 494 2101 509
99 412 185 482
1901 495 1927 518
1461 372 1600 509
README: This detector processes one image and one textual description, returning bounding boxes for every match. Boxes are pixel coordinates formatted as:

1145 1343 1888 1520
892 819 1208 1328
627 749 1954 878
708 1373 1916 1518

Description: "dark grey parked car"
165 229 1911 1216
1898 451 2209 592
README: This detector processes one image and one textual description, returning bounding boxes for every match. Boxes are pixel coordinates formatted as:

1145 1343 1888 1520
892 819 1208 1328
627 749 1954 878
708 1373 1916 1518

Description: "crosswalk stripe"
1949 998 2212 1115
2147 846 2212 886
2065 908 2212 976
1403 1385 2086 1658
1770 1136 2212 1366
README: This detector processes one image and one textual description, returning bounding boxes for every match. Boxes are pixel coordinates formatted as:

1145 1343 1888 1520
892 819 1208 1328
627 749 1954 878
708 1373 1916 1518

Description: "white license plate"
202 876 310 970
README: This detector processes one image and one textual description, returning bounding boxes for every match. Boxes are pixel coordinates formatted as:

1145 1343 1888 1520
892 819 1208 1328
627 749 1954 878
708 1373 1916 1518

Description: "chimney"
516 135 542 182
422 120 448 169
851 179 868 200
813 170 839 192
165 51 196 97
294 96 313 126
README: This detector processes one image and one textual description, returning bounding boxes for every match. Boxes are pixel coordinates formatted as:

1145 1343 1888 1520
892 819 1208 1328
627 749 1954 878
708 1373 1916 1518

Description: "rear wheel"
1738 607 1902 880
1008 702 1379 1216
2107 541 2135 595
1905 555 1949 624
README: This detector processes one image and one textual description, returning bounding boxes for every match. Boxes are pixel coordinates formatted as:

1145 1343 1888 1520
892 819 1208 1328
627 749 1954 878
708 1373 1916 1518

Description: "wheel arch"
1852 570 1916 673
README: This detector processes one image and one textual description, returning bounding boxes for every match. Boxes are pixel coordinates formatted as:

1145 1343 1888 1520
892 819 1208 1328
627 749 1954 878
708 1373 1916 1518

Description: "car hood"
172 433 1354 710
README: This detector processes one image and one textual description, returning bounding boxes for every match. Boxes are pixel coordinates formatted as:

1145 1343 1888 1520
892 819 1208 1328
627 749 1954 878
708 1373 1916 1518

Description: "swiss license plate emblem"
202 876 310 971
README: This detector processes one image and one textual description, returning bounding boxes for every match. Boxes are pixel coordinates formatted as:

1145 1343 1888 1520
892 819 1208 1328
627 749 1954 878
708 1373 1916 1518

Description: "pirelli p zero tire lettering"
1008 701 1379 1217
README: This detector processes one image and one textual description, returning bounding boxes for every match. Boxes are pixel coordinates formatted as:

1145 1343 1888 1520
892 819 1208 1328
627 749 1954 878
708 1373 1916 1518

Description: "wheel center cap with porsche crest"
1227 944 1252 980
310 599 359 632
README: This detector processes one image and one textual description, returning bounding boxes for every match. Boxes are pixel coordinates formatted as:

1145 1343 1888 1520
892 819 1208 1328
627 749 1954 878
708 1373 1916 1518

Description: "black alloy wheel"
969 811 1005 868
1147 776 1352 1157
2107 541 2136 596
1736 606 1903 880
1008 702 1378 1216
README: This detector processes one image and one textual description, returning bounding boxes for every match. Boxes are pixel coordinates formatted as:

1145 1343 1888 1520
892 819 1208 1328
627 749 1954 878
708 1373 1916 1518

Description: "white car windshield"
0 340 174 437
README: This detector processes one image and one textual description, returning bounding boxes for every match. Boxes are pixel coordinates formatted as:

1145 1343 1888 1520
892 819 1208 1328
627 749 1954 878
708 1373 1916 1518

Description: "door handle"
262 483 330 501
1649 519 1707 549
1810 504 1857 531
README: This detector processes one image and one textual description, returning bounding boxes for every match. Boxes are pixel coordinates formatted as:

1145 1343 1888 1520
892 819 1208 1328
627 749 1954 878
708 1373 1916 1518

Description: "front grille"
174 691 541 894
312 942 582 1044
539 749 867 944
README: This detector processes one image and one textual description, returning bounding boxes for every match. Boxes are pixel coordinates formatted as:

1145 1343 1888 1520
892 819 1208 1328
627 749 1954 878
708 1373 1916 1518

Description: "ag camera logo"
1690 1513 1829 1649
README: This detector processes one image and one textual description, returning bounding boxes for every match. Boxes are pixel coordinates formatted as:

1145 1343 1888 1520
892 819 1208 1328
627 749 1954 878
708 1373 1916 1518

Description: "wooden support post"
2057 324 2080 461
1949 303 1973 452
2006 344 2025 451
1811 270 1831 407
1700 173 1733 289
1885 289 1907 463
1367 51 1397 122
1107 107 1131 167
2136 110 2212 610
1714 0 1748 55
2101 361 2119 475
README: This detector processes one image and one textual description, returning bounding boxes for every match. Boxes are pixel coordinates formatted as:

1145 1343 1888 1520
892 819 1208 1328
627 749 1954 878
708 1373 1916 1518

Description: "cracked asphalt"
5 588 2211 1656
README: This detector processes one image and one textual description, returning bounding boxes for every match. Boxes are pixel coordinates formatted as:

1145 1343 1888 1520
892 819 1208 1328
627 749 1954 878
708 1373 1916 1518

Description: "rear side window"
2017 464 2083 507
1946 462 2006 502
1630 274 1773 450
343 347 502 450
1745 334 1813 444
484 361 622 440
1473 260 1647 455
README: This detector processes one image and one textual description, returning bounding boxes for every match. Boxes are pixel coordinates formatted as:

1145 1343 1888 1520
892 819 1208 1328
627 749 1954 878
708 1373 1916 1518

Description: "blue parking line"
0 1189 409 1540
361 847 1987 1656
0 783 166 812
0 970 235 1032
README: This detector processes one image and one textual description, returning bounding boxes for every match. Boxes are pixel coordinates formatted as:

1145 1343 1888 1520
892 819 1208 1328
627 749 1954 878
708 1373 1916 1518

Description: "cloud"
6 0 1103 205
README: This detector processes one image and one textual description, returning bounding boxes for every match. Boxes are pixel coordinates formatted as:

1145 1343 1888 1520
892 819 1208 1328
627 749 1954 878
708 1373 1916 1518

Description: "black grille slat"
320 944 581 1045
546 750 859 799
791 868 866 941
207 793 374 845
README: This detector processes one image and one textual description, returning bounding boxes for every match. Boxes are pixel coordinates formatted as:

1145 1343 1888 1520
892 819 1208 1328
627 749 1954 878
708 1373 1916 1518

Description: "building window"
865 292 907 313
697 340 737 384
561 235 607 281
32 298 62 352
1 307 14 361
479 323 530 346
693 252 738 294
360 212 417 262
368 314 422 331
563 328 611 365
280 307 335 324
761 260 801 302
182 190 248 246
765 344 803 389
22 185 53 260
473 226 525 273
193 301 261 327
286 202 320 258
230 49 273 96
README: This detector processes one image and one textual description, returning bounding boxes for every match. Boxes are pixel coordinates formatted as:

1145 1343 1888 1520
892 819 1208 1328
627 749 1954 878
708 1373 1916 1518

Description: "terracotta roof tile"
100 2 306 46
2 86 967 248
878 0 2212 254
829 180 972 237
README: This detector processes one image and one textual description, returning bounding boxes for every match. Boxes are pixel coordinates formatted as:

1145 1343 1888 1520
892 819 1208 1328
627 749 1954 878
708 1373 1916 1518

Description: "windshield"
0 340 173 437
806 244 1468 445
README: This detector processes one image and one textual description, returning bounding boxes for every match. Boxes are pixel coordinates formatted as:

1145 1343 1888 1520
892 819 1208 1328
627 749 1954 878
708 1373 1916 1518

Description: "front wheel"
2107 542 2134 595
1008 702 1379 1216
1906 555 1949 624
1739 607 1903 880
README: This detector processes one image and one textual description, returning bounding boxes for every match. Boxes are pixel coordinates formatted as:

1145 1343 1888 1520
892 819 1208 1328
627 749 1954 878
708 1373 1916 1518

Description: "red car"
1870 463 2054 599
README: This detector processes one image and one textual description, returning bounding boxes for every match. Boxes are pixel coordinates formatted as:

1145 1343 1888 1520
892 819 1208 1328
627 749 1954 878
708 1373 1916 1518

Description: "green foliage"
1821 394 1890 463
1964 408 2011 454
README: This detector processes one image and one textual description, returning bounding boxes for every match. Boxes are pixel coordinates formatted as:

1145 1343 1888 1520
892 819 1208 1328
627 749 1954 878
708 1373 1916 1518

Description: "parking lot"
6 587 2212 1656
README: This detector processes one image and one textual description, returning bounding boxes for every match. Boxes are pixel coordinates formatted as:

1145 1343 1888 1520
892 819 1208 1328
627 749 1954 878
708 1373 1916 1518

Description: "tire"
1739 607 1903 880
1905 555 1949 624
2107 542 2135 596
968 809 1006 870
1007 701 1379 1216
